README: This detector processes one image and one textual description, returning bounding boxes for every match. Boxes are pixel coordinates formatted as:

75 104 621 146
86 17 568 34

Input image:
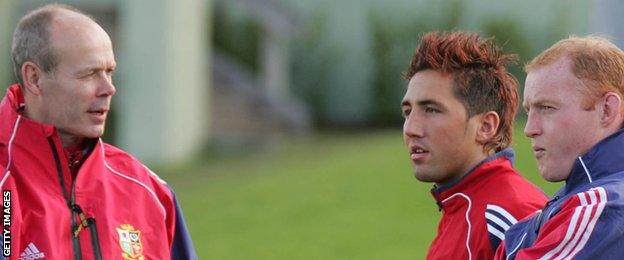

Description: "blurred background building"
1 0 620 165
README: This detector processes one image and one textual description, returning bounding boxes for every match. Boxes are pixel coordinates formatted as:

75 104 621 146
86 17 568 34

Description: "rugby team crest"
116 224 145 260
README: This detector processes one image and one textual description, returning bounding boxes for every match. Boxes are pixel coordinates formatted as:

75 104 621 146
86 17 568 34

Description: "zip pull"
70 203 102 259
533 196 560 234
71 204 90 237
546 196 560 207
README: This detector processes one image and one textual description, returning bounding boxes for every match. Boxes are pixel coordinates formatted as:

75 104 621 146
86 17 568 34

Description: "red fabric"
0 85 178 259
495 241 507 259
427 155 548 260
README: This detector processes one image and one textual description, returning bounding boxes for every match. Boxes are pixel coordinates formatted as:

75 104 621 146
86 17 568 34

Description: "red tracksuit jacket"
427 149 547 260
0 85 197 259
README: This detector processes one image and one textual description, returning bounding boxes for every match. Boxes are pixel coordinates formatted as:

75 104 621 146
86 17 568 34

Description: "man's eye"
402 109 411 118
81 71 96 78
424 107 440 113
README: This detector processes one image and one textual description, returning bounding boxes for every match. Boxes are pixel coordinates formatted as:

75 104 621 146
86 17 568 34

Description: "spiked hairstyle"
405 31 519 153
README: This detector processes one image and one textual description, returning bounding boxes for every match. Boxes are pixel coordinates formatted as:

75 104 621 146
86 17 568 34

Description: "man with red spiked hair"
401 31 547 259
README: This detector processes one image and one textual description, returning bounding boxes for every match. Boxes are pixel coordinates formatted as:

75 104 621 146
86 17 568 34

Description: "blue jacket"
499 129 624 259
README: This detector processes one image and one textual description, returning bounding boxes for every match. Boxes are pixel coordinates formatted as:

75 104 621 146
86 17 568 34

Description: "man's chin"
414 170 435 183
89 125 106 137
539 168 568 183
77 127 105 140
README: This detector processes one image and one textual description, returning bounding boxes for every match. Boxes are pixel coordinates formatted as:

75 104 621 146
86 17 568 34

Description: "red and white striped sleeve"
515 187 608 260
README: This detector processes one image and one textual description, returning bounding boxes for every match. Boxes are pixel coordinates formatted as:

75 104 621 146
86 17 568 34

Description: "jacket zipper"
533 195 560 234
48 137 82 260
88 218 102 259
50 138 103 259
71 203 102 260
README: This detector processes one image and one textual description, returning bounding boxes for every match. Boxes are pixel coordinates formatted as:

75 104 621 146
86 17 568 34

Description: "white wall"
117 0 209 164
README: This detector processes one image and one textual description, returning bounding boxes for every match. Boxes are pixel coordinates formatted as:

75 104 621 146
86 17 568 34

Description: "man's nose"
403 114 424 138
524 112 541 138
97 74 116 97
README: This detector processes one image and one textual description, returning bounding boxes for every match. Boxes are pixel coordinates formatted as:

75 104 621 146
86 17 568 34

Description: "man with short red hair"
496 36 624 260
401 31 547 259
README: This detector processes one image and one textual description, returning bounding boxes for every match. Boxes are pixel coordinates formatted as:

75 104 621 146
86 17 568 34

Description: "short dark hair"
405 31 519 153
11 4 92 86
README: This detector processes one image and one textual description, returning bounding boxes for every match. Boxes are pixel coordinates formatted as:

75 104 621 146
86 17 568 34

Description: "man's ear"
476 111 500 144
599 92 622 127
21 61 44 96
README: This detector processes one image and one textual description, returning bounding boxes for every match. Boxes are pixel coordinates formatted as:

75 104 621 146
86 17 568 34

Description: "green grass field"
160 125 562 259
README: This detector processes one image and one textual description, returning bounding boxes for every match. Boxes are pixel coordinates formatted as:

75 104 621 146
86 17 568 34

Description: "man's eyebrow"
402 99 443 109
75 65 100 72
524 98 549 107
75 63 116 74
417 99 442 107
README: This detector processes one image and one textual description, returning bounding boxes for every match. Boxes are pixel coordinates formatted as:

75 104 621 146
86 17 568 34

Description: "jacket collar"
1 84 104 180
431 148 515 204
0 84 58 145
557 128 624 196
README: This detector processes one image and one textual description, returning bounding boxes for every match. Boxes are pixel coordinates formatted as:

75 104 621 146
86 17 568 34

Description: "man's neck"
434 151 491 187
22 105 38 122
22 105 85 148
59 132 85 148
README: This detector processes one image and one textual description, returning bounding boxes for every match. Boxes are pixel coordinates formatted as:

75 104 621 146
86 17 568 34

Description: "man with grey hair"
0 4 197 259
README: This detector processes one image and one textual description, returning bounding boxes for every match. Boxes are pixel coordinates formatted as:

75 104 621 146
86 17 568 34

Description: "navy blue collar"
557 128 624 196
